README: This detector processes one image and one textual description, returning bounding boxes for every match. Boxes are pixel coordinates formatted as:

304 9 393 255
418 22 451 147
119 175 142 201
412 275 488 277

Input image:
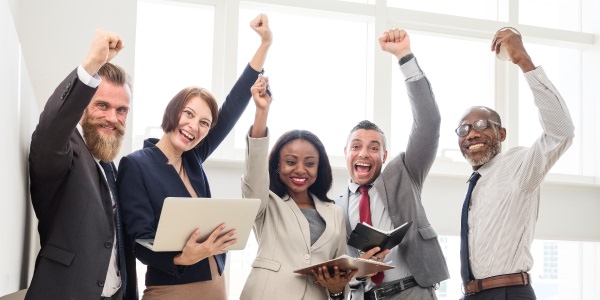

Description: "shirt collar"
475 151 502 178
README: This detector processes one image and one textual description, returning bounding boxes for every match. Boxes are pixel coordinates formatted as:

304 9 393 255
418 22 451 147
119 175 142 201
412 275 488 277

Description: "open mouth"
354 162 372 174
180 129 196 141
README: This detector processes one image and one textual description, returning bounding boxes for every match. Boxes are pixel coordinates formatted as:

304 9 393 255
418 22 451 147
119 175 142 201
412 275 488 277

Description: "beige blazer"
240 134 348 300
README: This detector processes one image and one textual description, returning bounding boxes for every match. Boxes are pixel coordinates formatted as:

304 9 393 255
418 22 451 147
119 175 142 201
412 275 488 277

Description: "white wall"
0 0 30 295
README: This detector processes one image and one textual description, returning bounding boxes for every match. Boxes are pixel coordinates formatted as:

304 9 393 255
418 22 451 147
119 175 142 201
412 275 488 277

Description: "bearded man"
456 28 574 299
27 29 137 300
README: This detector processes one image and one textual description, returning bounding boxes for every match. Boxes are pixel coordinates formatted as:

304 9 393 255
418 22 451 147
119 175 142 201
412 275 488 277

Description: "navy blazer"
117 64 259 286
28 69 137 300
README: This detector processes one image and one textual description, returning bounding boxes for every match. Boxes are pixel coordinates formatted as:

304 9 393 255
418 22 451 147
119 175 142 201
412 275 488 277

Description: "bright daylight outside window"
132 1 598 299
233 8 373 157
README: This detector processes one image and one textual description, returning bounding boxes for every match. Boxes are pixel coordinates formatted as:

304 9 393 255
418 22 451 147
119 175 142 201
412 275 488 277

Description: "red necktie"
358 185 384 286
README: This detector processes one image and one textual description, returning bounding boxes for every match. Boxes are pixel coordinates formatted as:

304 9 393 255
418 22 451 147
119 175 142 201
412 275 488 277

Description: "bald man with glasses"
456 28 575 299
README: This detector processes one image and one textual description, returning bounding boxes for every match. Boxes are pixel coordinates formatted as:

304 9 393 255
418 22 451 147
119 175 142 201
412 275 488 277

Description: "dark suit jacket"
27 69 137 300
116 64 259 286
338 59 449 293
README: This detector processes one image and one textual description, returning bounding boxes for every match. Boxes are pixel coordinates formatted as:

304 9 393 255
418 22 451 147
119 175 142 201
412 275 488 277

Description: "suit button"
98 280 105 287
304 254 310 260
105 242 112 248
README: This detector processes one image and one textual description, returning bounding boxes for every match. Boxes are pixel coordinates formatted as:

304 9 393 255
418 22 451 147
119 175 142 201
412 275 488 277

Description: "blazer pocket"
418 225 438 240
252 257 281 272
40 244 75 266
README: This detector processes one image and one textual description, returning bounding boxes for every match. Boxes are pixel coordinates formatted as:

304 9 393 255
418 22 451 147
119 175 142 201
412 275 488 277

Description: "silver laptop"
136 197 261 252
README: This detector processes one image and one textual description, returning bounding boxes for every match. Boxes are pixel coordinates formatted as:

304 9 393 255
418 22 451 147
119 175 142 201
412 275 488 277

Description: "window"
131 1 600 299
234 7 374 156
133 0 215 151
391 32 495 160
520 0 582 31
388 0 502 21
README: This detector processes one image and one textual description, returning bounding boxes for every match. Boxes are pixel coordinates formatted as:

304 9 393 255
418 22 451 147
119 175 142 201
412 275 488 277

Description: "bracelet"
329 290 344 298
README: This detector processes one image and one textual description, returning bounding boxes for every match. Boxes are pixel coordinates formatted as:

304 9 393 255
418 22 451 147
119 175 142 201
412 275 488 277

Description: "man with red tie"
337 28 449 300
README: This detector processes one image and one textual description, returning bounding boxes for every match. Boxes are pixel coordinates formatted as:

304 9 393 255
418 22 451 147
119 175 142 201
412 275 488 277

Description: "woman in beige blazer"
240 76 357 299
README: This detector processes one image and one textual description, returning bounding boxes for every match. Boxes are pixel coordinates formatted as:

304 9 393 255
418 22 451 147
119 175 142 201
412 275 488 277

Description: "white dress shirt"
468 66 574 279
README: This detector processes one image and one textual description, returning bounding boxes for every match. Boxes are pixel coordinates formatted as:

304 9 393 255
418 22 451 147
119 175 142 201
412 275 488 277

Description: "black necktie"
99 161 127 292
460 172 481 283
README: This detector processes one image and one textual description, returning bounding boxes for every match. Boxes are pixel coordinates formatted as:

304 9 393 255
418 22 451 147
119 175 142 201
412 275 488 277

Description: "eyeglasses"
455 119 501 137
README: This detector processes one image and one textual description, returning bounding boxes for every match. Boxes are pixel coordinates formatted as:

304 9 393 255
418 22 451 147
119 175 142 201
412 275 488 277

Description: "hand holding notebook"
347 221 413 252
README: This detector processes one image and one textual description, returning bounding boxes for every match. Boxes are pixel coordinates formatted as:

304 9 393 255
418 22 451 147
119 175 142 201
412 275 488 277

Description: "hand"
251 74 272 110
378 28 411 60
357 247 390 277
173 224 237 266
82 29 124 76
491 27 535 72
311 265 358 295
250 13 273 45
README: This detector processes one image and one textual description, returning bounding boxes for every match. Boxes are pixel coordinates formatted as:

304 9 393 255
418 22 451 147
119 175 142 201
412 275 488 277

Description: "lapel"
145 139 197 197
373 174 390 214
75 129 115 229
311 198 335 250
337 189 352 240
283 196 312 249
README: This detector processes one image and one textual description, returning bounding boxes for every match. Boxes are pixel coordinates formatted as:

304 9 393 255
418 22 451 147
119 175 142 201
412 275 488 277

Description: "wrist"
329 290 344 299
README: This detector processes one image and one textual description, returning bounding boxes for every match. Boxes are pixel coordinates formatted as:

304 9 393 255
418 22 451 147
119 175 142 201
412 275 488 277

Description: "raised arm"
30 29 124 181
250 75 272 138
193 14 273 160
379 29 441 185
493 28 574 189
249 13 273 72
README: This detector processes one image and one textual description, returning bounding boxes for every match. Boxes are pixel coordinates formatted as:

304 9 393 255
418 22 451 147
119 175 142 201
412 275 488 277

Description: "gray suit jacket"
337 59 449 297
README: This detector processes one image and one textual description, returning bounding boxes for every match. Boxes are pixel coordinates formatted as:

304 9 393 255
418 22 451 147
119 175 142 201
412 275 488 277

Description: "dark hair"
347 120 387 151
161 87 219 133
268 130 334 203
98 63 132 92
466 106 503 127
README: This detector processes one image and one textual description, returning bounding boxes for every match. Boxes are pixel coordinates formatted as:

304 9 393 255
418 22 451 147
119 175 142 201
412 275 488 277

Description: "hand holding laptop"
174 224 238 266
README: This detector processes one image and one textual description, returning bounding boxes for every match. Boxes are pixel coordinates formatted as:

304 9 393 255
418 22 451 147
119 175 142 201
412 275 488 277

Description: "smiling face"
458 108 506 170
165 96 213 155
277 139 319 200
81 80 130 162
344 129 388 185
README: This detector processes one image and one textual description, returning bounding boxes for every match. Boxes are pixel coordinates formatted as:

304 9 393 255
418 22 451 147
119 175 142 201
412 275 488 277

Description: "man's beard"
464 139 501 167
81 111 125 162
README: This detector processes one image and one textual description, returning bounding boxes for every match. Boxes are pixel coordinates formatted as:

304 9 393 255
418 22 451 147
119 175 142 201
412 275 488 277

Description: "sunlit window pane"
133 0 214 151
518 44 581 175
520 0 581 31
391 33 495 160
234 8 373 156
388 0 502 21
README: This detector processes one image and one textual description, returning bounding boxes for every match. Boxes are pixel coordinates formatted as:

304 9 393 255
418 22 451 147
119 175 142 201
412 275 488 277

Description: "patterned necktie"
460 172 481 283
99 161 127 292
358 185 384 286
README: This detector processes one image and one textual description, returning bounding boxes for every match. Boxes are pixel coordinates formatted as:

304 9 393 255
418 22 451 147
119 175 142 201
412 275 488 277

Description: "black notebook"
347 221 413 252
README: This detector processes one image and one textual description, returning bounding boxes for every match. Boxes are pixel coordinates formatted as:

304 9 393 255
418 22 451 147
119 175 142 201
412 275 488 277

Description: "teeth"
180 130 195 141
101 125 114 130
356 163 371 167
468 143 485 150
291 178 306 182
